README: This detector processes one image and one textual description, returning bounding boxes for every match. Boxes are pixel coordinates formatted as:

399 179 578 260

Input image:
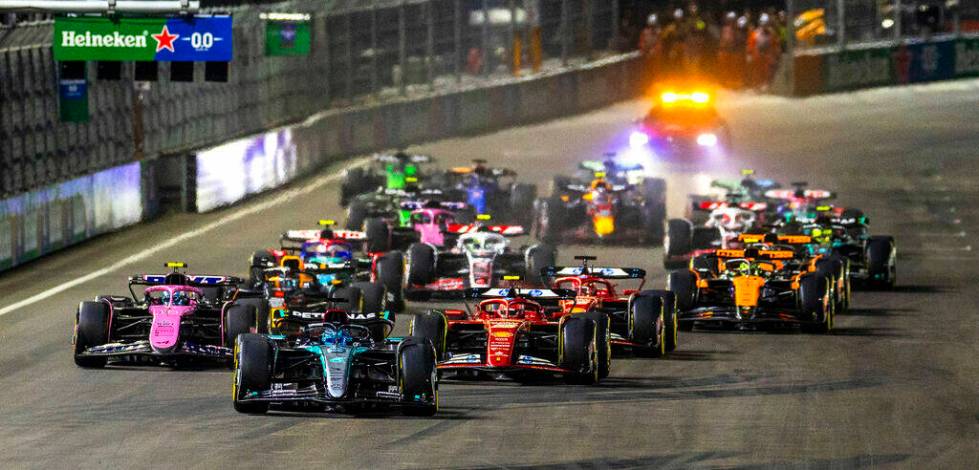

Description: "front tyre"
399 338 438 416
233 334 271 414
74 301 110 368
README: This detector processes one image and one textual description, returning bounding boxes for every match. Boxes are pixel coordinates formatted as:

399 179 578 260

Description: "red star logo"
152 25 179 53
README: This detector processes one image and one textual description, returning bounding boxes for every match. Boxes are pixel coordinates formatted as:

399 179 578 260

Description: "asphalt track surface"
1 80 978 469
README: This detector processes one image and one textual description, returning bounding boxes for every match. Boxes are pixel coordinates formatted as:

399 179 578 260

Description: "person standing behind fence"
717 12 743 88
639 14 663 76
747 13 780 90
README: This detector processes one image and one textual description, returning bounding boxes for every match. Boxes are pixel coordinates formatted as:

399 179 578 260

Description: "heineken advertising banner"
53 16 233 62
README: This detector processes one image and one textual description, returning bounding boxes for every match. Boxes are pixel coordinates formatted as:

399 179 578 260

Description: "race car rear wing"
694 200 768 212
738 233 812 245
373 153 433 164
542 266 646 279
281 229 367 243
399 200 468 211
713 249 796 260
467 287 577 300
129 274 243 286
446 224 524 236
764 188 835 201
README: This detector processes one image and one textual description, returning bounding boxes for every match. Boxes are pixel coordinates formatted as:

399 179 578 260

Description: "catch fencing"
1 0 621 199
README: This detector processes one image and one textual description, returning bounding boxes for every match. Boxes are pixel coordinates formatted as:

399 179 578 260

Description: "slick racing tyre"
692 227 722 250
406 243 436 287
534 197 563 244
332 286 364 314
248 250 274 287
352 282 390 341
377 251 406 313
235 297 270 334
641 178 667 244
509 183 538 227
346 200 369 231
559 315 599 385
668 270 698 314
665 219 693 258
581 312 611 379
233 334 271 414
398 338 438 417
629 293 666 358
340 167 366 207
526 244 557 284
866 236 896 289
409 311 447 359
74 301 110 368
224 303 258 349
799 274 833 334
364 217 391 253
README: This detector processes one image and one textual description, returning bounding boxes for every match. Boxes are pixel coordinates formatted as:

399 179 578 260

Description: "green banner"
59 79 89 123
266 20 311 56
54 17 161 61
955 37 979 78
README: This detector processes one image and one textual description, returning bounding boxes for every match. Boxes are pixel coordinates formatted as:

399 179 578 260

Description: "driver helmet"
172 290 191 306
736 261 752 276
810 227 832 245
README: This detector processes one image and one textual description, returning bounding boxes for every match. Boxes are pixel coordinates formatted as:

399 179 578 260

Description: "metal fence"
0 0 620 198
791 0 979 51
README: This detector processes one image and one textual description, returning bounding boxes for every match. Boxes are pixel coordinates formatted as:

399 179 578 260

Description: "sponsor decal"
54 16 233 62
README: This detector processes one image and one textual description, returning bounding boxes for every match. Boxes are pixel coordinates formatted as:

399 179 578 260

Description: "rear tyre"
559 316 598 385
233 334 271 414
224 304 257 349
534 198 563 244
692 227 722 250
525 244 557 284
340 168 366 207
409 311 447 359
377 251 406 313
406 243 436 286
248 250 274 286
364 217 391 253
74 301 110 368
866 236 896 289
644 290 679 352
799 274 832 334
664 219 693 268
235 298 270 334
399 338 438 416
332 286 364 314
668 270 698 312
582 312 611 378
509 183 537 227
628 293 664 357
346 200 369 231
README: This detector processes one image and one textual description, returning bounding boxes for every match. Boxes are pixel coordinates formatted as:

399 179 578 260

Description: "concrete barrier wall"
786 36 979 96
193 54 646 212
0 162 145 270
0 53 647 271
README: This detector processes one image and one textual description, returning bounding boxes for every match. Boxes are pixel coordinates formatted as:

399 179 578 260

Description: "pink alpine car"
72 263 264 368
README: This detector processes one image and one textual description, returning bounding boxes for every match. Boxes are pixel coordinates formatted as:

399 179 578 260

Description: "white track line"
0 158 366 317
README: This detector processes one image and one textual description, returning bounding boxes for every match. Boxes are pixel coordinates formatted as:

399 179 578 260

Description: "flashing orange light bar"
660 90 711 106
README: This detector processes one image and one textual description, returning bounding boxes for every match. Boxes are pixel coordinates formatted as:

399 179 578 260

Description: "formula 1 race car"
409 285 610 384
783 218 896 289
534 173 666 244
339 152 435 206
247 223 405 310
436 160 537 226
629 89 732 158
685 170 778 225
668 246 837 333
233 312 437 416
544 256 678 357
73 263 264 368
663 204 759 269
404 221 556 299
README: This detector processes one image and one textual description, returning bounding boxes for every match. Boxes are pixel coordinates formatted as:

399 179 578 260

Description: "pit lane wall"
192 54 646 212
782 36 979 96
